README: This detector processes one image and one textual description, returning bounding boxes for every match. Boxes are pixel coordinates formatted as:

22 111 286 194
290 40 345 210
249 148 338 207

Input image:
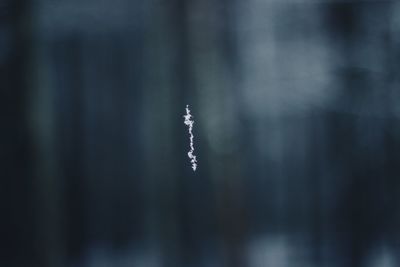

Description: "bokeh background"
2 0 400 266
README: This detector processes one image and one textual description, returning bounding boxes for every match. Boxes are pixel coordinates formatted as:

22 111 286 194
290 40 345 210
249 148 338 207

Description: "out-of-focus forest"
1 0 400 266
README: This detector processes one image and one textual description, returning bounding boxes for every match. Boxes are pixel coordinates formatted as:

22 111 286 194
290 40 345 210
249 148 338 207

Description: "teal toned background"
1 0 400 266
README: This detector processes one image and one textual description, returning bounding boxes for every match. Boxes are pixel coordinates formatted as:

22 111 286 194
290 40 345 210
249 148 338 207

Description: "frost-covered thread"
183 105 197 171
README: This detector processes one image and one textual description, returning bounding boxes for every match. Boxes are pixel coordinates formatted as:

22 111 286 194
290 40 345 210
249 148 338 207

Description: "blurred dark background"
2 0 400 266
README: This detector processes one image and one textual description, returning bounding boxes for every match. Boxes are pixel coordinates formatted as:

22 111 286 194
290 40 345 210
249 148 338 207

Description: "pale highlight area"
184 105 197 171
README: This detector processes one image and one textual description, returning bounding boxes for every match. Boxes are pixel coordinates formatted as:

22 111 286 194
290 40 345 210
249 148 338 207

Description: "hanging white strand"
183 105 197 171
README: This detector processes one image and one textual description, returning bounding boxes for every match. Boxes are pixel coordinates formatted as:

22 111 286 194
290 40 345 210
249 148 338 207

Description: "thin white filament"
183 105 197 171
